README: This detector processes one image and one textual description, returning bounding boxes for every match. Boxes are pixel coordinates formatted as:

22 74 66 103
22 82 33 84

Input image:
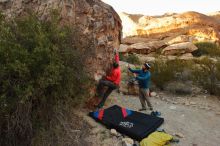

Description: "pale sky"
102 0 220 15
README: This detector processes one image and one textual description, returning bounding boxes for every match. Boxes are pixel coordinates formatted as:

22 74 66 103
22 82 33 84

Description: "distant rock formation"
208 11 220 22
120 11 220 42
119 12 142 37
119 11 220 58
0 0 122 80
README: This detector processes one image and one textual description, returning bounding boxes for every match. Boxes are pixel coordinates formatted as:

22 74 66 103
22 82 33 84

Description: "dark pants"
96 79 118 108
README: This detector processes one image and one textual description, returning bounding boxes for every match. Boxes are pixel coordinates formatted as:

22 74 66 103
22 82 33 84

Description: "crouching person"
96 62 121 109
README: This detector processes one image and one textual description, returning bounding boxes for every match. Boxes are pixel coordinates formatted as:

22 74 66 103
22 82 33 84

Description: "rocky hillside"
208 11 220 22
119 11 220 59
120 11 220 41
0 0 122 80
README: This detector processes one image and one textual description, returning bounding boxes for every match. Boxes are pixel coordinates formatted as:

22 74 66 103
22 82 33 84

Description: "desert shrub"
192 42 220 57
155 47 164 55
151 56 220 95
151 59 173 90
151 59 191 90
191 57 220 95
0 11 92 145
119 52 125 61
165 82 193 95
120 53 141 65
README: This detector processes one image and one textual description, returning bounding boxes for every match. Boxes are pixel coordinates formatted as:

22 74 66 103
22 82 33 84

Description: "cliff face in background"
119 11 220 58
120 11 220 42
0 0 122 80
208 11 220 22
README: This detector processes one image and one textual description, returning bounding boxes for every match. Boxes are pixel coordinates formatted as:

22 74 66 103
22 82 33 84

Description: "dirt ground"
79 91 220 146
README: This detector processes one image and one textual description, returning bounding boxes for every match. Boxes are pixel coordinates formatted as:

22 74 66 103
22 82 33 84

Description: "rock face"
119 12 143 37
129 41 165 54
165 35 195 45
208 11 220 22
120 11 220 42
162 42 198 55
0 0 122 80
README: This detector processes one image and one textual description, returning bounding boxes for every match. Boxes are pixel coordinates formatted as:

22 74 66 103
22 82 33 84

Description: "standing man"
128 63 153 111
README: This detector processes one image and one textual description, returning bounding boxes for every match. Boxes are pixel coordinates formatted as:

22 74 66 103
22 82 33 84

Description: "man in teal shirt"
128 63 153 111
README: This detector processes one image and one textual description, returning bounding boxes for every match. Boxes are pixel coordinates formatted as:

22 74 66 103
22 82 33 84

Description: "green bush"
151 59 190 90
151 59 173 90
119 52 125 62
120 53 141 65
192 42 220 57
191 57 220 95
151 57 220 96
165 82 193 95
0 12 92 145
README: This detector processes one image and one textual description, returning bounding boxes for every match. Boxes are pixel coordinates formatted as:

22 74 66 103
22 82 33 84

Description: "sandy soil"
80 91 220 146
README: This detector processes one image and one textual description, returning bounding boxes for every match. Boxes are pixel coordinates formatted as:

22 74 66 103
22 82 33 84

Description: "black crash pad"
89 105 164 141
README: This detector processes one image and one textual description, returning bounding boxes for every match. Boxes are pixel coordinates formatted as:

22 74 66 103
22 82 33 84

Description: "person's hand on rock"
127 64 130 69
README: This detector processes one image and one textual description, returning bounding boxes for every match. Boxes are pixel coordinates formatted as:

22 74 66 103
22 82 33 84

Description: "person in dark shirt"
128 63 153 111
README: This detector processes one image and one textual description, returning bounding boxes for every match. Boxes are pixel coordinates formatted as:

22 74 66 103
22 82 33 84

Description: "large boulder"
161 42 198 56
165 35 195 45
136 54 156 63
120 41 166 54
119 44 129 53
119 61 139 95
0 0 122 81
179 53 194 60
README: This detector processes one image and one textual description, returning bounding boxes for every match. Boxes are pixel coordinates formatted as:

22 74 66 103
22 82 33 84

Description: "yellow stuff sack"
140 131 173 146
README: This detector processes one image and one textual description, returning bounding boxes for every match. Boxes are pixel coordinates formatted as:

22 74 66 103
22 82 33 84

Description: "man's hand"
127 64 130 69
133 73 137 78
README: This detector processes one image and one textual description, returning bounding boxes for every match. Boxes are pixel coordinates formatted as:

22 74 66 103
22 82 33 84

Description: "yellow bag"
140 132 173 146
